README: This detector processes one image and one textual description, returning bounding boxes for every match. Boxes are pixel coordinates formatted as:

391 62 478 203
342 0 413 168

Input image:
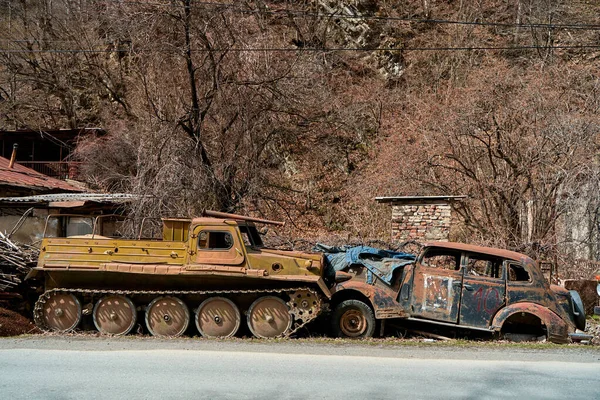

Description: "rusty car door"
192 226 245 265
505 261 540 304
410 248 464 323
458 253 506 328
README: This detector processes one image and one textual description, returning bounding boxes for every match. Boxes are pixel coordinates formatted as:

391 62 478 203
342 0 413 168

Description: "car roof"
422 241 532 263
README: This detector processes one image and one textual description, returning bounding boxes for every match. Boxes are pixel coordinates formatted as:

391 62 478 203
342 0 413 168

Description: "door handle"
463 284 474 291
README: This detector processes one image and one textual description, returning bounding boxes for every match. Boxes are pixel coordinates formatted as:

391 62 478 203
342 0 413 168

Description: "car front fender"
491 302 571 344
332 280 407 319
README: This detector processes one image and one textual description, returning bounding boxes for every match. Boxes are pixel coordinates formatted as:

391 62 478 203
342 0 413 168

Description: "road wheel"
40 292 82 332
145 296 190 337
331 299 375 338
195 297 240 338
93 295 137 336
247 296 292 338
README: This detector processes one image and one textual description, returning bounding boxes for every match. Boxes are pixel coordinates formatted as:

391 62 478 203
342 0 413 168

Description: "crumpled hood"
550 284 570 297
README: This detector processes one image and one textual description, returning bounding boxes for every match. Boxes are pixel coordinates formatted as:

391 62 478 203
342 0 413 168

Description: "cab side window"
198 231 233 250
508 263 531 282
421 250 461 271
466 255 502 279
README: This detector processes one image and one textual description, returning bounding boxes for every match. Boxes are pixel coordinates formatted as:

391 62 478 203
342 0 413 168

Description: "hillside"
1 1 599 266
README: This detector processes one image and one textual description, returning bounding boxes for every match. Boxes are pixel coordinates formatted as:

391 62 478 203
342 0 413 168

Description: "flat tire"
331 299 375 338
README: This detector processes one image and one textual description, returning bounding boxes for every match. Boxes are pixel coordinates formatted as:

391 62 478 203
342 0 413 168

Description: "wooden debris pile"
0 232 39 294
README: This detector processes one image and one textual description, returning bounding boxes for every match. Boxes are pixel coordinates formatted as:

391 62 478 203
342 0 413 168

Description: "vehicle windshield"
238 224 264 248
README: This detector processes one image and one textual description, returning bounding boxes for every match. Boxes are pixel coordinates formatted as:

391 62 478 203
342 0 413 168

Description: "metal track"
34 286 322 338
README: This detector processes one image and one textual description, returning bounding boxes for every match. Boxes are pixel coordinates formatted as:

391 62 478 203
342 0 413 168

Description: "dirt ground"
1 307 598 345
586 317 600 345
0 303 40 337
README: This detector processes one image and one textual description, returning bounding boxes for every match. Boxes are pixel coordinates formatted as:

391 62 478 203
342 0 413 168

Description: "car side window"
198 231 234 250
421 250 461 271
466 255 503 279
508 263 531 282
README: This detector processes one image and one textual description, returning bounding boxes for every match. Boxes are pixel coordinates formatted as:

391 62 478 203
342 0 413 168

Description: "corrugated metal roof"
0 193 138 203
0 157 81 192
375 195 467 203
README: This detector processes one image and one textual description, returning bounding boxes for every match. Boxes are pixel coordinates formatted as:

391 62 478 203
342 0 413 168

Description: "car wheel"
331 299 376 338
569 290 586 330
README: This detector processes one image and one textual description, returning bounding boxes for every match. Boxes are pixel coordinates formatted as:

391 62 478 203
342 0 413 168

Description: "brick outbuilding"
376 195 466 242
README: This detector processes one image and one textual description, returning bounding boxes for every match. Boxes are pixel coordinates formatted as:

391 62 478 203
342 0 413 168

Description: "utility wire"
2 3 598 53
96 0 600 31
1 44 599 54
0 39 83 43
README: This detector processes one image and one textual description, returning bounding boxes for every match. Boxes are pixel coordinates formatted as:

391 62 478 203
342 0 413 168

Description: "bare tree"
407 65 600 259
71 1 383 223
0 0 128 129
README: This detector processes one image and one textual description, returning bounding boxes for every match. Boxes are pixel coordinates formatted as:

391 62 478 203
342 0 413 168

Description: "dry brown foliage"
1 1 600 274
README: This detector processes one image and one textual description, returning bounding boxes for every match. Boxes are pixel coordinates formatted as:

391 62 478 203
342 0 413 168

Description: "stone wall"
391 203 452 242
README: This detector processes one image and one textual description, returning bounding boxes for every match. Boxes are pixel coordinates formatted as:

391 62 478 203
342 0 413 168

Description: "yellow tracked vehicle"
27 211 331 338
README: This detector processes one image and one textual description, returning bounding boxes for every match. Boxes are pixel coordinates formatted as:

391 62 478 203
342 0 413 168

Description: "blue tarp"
314 244 416 285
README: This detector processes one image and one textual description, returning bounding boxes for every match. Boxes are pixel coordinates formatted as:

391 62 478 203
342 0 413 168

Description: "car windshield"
238 224 264 248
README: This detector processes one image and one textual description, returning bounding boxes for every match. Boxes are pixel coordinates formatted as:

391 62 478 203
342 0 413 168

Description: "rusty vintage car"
327 242 586 343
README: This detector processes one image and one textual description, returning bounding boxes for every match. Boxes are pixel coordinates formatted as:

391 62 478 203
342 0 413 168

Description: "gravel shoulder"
1 335 599 363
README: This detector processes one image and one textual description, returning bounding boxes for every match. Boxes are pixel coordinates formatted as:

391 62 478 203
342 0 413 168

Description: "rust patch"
423 274 453 311
333 280 406 319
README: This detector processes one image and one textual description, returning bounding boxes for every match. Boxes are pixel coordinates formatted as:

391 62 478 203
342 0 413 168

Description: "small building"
0 128 104 179
376 195 466 242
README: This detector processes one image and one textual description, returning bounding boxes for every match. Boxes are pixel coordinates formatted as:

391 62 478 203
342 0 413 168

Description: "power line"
0 49 117 54
1 44 599 54
2 1 598 54
98 0 600 31
1 3 596 51
0 39 81 43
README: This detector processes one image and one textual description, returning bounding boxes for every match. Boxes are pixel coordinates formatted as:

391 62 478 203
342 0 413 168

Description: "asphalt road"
1 337 599 399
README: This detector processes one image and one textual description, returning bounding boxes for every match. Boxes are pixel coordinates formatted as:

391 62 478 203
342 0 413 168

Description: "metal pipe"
203 210 285 227
8 143 18 169
8 207 34 239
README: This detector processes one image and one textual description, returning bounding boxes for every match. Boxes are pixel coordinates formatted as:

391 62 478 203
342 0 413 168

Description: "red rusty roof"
423 241 532 263
0 157 81 192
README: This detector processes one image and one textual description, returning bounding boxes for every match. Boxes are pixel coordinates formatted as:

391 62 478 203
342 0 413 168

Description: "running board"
405 317 495 333
569 332 594 342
